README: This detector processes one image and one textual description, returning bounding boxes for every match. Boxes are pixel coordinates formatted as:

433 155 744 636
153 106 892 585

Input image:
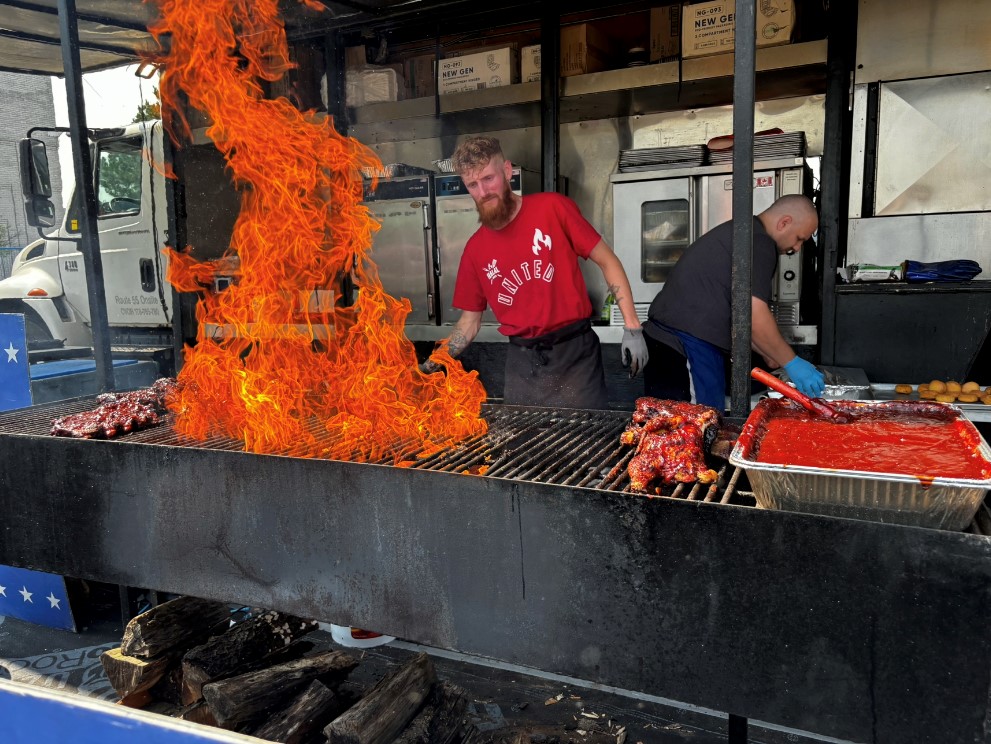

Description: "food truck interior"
2 1 991 743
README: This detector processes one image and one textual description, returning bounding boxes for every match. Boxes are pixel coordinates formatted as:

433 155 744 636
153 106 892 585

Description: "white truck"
5 121 178 352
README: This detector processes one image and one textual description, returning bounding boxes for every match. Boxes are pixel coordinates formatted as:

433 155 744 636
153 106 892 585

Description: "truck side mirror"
18 138 56 229
18 138 53 198
24 196 56 229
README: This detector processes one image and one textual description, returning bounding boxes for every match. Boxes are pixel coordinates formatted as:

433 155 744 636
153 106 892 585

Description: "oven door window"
642 199 689 283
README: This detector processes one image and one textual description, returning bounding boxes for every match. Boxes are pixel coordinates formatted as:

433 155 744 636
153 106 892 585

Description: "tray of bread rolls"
872 380 991 422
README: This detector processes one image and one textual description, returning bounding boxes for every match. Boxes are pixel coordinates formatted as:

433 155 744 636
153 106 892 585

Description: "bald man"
642 194 824 409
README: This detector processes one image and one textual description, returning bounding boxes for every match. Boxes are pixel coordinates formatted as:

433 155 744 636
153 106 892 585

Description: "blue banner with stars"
0 313 31 410
0 566 75 631
0 313 76 632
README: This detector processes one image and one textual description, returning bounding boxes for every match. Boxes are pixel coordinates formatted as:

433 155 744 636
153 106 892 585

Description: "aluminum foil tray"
729 399 991 531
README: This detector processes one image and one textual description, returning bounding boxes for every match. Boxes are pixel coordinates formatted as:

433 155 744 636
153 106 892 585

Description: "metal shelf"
347 40 828 142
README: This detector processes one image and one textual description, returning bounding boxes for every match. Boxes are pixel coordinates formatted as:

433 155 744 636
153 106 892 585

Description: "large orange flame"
148 0 487 461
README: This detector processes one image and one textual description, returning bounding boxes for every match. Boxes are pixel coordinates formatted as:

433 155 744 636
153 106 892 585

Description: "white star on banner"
47 593 61 609
19 586 33 603
4 342 17 363
0 584 6 596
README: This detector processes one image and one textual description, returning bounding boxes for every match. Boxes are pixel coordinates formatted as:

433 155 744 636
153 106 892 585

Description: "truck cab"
1 121 172 351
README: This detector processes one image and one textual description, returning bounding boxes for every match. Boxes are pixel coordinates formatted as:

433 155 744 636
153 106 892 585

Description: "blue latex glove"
621 327 649 378
783 357 826 398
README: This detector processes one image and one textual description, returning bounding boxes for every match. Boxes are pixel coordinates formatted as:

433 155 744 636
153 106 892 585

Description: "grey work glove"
621 327 649 378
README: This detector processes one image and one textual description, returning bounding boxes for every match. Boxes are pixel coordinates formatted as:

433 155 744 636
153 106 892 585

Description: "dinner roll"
935 393 957 403
929 380 947 393
919 388 938 400
962 381 982 393
957 394 980 403
894 384 913 395
982 395 991 405
946 381 962 392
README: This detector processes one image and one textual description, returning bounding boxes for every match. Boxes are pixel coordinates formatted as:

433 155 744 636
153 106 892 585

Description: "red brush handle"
751 367 847 422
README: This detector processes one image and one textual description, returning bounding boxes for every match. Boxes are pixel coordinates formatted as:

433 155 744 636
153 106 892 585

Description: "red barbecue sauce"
753 400 991 481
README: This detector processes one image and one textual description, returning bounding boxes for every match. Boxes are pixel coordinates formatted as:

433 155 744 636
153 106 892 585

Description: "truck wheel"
0 304 57 350
23 309 56 347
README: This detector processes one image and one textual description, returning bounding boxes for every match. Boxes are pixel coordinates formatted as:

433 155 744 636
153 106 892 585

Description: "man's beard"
476 187 515 229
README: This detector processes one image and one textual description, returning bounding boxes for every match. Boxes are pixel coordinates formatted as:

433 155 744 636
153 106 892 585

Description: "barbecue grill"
3 397 991 743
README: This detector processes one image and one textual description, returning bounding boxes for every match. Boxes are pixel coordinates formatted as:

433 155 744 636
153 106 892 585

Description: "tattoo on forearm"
448 329 470 358
607 284 624 303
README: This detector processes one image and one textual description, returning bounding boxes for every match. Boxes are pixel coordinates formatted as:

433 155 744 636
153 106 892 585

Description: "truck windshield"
96 136 143 217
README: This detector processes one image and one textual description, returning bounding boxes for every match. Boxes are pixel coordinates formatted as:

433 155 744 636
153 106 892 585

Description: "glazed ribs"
51 378 178 439
620 398 720 492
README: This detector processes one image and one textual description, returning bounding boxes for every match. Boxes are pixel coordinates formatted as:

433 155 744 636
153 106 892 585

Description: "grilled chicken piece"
621 397 720 491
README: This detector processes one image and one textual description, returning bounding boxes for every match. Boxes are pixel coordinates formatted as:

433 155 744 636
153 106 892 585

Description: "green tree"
132 86 161 123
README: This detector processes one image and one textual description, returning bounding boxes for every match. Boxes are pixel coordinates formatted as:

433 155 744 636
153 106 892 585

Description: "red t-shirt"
452 192 601 338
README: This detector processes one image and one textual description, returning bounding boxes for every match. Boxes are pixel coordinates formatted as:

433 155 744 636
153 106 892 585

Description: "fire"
148 0 487 461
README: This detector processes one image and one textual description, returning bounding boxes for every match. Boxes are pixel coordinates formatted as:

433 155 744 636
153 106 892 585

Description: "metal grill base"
1 399 991 743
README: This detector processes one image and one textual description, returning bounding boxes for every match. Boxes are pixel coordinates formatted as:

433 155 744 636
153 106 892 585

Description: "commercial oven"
434 167 540 325
610 158 813 339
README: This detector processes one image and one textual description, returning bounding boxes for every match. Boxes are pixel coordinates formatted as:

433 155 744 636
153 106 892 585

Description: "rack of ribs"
620 398 720 491
51 378 178 439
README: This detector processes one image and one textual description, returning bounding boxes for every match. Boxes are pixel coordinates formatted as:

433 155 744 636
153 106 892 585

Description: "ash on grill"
51 378 178 439
101 596 636 743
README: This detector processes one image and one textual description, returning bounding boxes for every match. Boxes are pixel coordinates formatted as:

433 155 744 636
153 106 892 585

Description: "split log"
252 680 343 744
179 701 218 727
121 596 232 659
202 650 357 731
182 611 317 704
323 652 436 744
100 647 171 699
116 689 153 709
149 661 185 706
394 681 468 744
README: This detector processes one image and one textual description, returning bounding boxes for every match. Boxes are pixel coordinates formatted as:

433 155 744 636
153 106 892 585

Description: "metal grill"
0 398 754 505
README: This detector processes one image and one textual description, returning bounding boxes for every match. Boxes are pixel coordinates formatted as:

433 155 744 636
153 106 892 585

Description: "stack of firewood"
100 596 468 743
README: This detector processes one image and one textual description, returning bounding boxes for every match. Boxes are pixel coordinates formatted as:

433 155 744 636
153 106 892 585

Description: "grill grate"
0 398 755 505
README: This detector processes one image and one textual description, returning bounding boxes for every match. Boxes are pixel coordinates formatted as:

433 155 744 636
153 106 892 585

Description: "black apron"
504 319 608 409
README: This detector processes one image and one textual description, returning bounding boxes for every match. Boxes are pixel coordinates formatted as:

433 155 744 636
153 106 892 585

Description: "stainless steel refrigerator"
362 173 438 324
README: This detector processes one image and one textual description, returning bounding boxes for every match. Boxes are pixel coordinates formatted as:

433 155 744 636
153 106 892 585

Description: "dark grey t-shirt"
645 217 778 352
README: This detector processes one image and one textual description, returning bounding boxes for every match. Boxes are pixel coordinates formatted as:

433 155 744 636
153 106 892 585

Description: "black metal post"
728 714 748 743
161 124 186 374
818 1 858 366
325 31 348 136
729 0 756 418
56 0 115 391
540 3 560 193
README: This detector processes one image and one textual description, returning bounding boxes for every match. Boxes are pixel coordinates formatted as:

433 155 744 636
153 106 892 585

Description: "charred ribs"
51 378 178 439
620 397 720 491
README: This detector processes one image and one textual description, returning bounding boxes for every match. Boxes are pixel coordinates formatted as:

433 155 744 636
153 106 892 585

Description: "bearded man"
419 136 647 409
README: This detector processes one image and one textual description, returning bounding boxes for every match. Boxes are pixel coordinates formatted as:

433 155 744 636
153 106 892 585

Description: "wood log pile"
100 596 469 743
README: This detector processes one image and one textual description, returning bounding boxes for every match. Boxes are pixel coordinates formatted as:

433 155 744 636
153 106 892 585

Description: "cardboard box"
437 47 518 95
650 6 682 61
681 0 794 59
521 44 541 83
404 54 436 98
445 42 518 58
560 23 615 77
346 65 402 107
